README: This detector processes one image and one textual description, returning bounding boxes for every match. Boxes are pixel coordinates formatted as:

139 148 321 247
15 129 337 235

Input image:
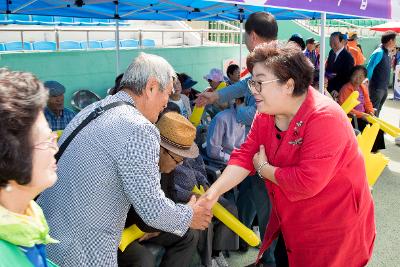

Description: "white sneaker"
214 252 229 267
206 259 219 267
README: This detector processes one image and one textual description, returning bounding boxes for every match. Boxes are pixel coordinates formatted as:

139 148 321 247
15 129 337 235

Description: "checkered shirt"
37 91 193 267
44 107 76 131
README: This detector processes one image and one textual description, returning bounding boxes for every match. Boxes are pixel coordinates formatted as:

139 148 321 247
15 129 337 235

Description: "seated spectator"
178 73 199 103
118 111 200 267
339 65 385 152
0 68 59 267
108 73 123 95
174 157 239 267
169 76 192 119
43 81 76 131
226 64 241 85
206 97 246 163
204 68 229 116
288 33 305 50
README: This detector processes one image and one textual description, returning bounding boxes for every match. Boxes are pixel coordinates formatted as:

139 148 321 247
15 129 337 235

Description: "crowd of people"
1 10 397 267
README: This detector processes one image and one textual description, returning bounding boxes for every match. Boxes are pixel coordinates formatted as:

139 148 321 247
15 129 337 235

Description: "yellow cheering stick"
55 130 63 141
190 83 227 127
363 114 400 138
189 105 205 127
119 224 145 252
340 91 360 114
356 123 389 187
192 185 261 247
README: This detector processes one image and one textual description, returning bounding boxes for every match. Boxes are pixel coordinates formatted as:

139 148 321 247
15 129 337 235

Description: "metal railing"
0 26 241 51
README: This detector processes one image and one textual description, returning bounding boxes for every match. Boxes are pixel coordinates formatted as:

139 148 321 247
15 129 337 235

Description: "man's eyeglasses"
247 78 280 94
33 132 59 151
166 150 183 164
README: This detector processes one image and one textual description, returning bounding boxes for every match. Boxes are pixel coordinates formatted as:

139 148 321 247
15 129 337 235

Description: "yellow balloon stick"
55 130 63 141
189 105 205 127
192 185 260 247
341 91 360 114
119 224 145 252
364 153 389 187
364 114 400 138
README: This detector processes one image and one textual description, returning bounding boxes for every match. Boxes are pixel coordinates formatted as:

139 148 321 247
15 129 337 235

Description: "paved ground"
225 94 400 267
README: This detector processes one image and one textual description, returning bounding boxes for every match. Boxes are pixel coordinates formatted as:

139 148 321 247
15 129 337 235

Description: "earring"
4 184 12 192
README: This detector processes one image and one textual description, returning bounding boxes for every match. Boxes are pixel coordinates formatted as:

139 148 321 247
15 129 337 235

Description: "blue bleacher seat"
101 40 116 48
80 41 102 49
91 18 114 26
59 41 82 50
9 14 37 25
31 15 56 26
142 39 156 47
54 16 79 26
4 41 32 51
73 17 99 26
120 39 139 48
0 43 5 51
0 14 12 24
33 41 56 51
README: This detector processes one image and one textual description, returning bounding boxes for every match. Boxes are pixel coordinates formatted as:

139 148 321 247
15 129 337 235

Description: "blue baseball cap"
44 81 66 97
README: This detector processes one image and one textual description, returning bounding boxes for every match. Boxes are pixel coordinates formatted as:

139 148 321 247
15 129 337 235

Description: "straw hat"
156 112 199 158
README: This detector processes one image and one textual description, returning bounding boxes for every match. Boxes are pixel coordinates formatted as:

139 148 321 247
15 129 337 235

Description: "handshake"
187 187 219 230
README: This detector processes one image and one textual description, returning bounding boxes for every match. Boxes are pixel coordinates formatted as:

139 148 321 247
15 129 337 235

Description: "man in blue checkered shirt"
43 80 76 131
38 53 212 267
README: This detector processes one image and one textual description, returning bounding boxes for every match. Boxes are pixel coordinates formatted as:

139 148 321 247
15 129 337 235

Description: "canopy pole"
115 2 120 75
239 21 243 72
318 12 326 94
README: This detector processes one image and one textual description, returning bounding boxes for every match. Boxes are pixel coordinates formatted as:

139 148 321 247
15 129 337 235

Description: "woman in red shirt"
201 42 375 267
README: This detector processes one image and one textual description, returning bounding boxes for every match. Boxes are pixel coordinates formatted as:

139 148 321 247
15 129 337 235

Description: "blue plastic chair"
4 41 32 51
92 18 114 26
101 40 116 48
33 41 56 51
0 14 12 24
59 41 82 50
9 14 37 25
120 39 139 48
31 15 56 25
0 43 5 51
73 17 99 26
142 39 156 47
54 16 79 26
80 41 102 49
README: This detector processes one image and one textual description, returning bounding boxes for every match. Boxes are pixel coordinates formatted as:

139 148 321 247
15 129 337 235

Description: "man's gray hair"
120 52 176 95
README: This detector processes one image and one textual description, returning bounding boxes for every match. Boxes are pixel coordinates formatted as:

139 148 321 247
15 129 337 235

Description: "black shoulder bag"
55 101 134 162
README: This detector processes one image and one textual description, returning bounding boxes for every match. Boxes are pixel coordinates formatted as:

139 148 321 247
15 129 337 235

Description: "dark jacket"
326 48 355 93
125 172 177 232
367 45 391 90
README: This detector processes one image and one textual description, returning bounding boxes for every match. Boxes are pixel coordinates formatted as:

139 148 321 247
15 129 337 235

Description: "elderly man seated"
43 80 76 131
118 111 200 267
206 97 246 165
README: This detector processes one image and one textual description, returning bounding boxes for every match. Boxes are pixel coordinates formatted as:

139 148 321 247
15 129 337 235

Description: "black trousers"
118 229 199 267
369 87 388 117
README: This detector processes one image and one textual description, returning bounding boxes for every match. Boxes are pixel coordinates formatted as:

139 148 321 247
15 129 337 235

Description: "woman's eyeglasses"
166 150 184 164
33 132 59 151
247 78 280 94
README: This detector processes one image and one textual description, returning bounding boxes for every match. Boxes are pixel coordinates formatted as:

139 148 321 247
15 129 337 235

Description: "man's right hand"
187 195 213 230
195 91 219 107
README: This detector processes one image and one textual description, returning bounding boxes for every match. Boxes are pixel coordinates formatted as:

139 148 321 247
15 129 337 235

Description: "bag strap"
55 101 134 162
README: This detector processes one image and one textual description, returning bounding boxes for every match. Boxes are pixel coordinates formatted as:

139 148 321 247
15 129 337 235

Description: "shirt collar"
114 90 136 106
335 46 344 58
45 107 64 118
